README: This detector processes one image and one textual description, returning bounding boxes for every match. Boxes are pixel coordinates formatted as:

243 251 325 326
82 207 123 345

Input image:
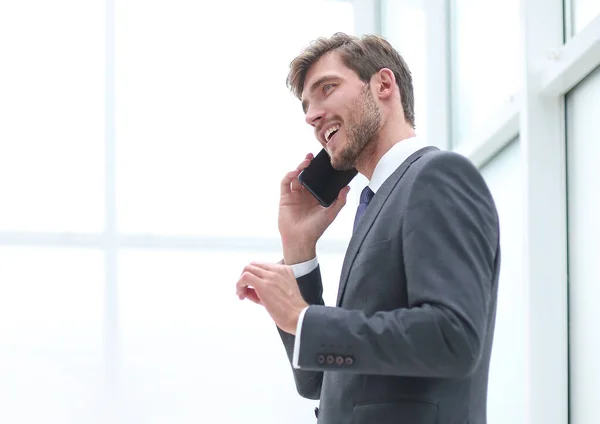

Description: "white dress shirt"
290 136 428 368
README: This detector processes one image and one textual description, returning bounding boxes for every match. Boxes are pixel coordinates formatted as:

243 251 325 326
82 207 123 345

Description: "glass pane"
566 65 600 424
116 0 356 241
0 0 105 233
0 247 105 423
119 249 344 423
571 0 600 35
450 0 521 146
480 141 527 424
381 0 427 143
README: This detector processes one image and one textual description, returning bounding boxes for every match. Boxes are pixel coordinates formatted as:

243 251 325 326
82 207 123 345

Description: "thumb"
326 186 351 218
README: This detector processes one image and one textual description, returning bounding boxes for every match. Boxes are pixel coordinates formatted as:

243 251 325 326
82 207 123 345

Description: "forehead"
301 52 357 99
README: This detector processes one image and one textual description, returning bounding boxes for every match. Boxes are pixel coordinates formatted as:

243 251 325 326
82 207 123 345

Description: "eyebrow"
301 75 340 114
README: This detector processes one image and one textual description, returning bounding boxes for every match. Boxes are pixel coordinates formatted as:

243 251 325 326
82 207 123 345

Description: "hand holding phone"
298 148 358 207
278 151 354 264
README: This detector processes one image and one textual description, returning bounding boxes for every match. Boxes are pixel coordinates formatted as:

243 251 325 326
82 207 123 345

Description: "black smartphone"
298 148 358 207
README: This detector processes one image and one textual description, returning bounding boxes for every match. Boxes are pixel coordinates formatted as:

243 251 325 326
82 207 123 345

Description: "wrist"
282 241 316 265
289 304 308 335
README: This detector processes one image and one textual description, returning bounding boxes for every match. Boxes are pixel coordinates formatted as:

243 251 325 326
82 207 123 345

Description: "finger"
291 157 312 192
237 284 248 299
244 287 263 305
281 156 313 196
238 286 263 305
280 169 302 196
236 270 262 294
296 156 312 171
252 262 290 277
325 185 351 219
244 263 271 279
290 176 302 192
250 261 277 271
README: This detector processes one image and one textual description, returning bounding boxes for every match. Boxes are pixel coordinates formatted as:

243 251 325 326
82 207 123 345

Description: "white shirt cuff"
292 306 309 369
289 257 318 278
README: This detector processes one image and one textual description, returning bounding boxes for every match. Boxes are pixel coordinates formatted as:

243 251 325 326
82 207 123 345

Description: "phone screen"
298 149 358 207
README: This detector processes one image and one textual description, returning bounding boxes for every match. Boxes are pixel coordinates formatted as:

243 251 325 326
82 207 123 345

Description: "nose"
305 104 324 127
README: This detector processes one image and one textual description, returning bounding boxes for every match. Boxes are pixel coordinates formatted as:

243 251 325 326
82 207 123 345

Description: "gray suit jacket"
278 147 501 424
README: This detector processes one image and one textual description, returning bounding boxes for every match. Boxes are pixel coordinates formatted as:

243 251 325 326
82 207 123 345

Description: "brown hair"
287 32 415 128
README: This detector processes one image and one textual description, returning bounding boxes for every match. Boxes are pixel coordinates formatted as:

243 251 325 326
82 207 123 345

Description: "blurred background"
0 0 598 423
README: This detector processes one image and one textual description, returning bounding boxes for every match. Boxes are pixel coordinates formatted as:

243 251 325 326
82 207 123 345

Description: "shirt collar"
368 136 427 193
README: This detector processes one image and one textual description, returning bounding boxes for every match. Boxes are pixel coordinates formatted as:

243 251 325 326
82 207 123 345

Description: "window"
0 0 105 232
480 140 527 424
118 249 344 423
381 0 428 144
566 65 600 424
449 0 521 146
0 1 356 423
0 247 104 423
115 0 356 242
569 0 600 36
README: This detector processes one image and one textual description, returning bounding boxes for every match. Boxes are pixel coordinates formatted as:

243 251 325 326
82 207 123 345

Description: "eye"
323 83 335 94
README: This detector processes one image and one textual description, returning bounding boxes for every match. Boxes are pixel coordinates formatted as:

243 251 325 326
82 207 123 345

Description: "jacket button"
335 356 344 365
326 355 335 364
314 407 319 418
317 355 325 364
345 356 354 366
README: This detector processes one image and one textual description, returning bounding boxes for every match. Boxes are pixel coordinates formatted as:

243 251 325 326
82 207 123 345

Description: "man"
236 32 500 424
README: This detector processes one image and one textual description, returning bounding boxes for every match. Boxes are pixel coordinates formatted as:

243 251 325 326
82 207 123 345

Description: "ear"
373 68 396 100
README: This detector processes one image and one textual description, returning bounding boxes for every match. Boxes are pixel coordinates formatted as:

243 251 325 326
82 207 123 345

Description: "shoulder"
414 149 482 181
407 149 495 210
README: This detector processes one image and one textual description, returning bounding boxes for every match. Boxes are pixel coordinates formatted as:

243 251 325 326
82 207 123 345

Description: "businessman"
236 33 500 424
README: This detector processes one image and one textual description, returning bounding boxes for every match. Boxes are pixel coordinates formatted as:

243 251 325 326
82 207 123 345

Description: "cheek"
326 95 346 118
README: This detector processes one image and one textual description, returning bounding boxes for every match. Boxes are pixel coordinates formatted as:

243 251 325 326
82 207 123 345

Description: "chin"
327 146 347 170
330 156 355 171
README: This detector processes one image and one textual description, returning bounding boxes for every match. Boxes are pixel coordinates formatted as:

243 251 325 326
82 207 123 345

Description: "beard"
330 85 383 171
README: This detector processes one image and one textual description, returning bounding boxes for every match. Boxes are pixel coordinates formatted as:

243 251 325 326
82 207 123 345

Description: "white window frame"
424 0 451 150
540 14 600 97
517 1 569 423
454 11 600 165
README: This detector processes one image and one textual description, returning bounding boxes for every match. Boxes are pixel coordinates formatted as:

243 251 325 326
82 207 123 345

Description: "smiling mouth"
325 124 340 143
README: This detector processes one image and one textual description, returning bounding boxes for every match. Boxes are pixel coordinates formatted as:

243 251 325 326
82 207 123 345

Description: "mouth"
324 124 341 144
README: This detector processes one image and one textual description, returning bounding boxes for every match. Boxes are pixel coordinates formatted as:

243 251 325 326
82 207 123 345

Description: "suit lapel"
336 146 439 306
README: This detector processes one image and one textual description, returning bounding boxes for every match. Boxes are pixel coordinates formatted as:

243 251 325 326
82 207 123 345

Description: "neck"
355 119 416 180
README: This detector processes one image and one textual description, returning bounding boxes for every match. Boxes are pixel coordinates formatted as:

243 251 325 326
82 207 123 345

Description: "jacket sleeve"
277 265 325 399
294 152 500 378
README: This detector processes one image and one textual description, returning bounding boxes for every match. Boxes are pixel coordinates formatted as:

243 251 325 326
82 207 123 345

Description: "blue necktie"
353 186 374 233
